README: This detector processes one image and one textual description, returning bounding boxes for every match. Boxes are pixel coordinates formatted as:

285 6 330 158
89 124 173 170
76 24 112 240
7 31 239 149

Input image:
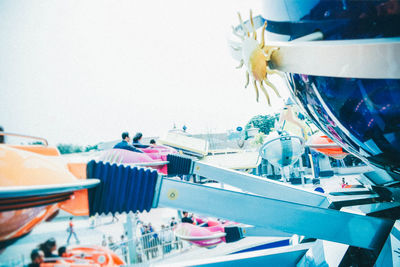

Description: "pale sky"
0 0 289 146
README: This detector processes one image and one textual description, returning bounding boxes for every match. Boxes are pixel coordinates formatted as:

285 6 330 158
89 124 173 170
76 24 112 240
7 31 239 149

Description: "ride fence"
109 228 184 264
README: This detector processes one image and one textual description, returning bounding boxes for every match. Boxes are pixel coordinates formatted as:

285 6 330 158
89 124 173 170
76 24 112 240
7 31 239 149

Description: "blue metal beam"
192 161 330 208
155 178 393 250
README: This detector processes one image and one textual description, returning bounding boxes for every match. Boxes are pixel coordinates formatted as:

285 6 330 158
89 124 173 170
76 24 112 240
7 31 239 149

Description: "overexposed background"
0 0 288 145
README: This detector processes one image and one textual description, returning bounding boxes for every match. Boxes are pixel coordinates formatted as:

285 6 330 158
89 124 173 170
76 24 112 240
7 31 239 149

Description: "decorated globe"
259 0 400 182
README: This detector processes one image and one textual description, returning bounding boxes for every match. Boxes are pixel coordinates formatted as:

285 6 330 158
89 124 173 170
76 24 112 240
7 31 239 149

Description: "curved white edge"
0 179 100 198
269 37 400 79
174 232 226 241
228 35 400 79
306 144 343 148
123 161 169 167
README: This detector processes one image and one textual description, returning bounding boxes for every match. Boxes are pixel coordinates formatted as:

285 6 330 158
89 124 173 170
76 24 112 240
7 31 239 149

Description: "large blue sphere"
288 74 400 171
261 0 400 174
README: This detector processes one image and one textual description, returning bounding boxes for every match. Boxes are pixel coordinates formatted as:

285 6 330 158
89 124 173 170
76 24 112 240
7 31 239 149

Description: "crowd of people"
27 217 80 266
101 233 128 262
132 215 182 261
26 210 202 265
28 238 67 267
113 131 157 153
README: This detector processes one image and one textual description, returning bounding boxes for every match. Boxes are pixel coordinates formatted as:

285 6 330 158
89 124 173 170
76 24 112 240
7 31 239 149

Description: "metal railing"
0 132 48 146
109 229 184 264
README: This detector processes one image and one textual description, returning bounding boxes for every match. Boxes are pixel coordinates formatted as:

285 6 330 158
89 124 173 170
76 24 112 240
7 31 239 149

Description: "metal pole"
124 212 137 264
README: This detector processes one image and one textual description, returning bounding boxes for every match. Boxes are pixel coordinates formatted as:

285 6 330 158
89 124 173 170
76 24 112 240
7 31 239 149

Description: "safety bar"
306 143 344 148
123 161 169 167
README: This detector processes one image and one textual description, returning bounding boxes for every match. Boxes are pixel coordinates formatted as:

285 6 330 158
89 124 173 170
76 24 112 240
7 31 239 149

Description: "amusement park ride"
1 0 400 266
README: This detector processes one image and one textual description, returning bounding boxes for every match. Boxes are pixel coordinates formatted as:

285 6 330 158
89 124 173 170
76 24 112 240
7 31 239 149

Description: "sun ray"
232 26 244 40
261 21 267 48
266 66 281 76
253 80 260 102
233 10 281 106
245 71 249 88
236 59 244 69
264 78 281 98
259 81 271 106
249 10 257 40
264 46 279 61
238 12 250 37
231 45 241 51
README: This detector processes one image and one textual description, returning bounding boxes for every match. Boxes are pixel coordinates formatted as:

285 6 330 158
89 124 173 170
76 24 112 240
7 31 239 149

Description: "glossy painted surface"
10 145 60 156
100 146 176 174
260 0 400 174
262 0 400 40
287 74 400 173
310 135 347 160
0 145 78 187
174 223 226 248
0 145 93 243
42 245 125 266
0 205 58 242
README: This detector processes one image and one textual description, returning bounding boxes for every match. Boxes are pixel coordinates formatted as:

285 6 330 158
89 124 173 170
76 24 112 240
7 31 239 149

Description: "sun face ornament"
231 10 281 106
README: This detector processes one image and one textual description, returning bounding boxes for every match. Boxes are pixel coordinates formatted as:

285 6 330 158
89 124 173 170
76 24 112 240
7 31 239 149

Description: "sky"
0 0 289 146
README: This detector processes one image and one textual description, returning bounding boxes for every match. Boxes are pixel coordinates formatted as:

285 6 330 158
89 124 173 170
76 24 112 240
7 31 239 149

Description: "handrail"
0 132 48 146
123 161 169 167
307 143 343 148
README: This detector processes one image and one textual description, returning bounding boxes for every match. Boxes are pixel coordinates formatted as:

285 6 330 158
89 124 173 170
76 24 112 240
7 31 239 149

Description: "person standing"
161 225 173 254
169 217 178 250
66 217 80 245
169 217 177 228
101 234 107 247
120 234 128 263
108 236 115 250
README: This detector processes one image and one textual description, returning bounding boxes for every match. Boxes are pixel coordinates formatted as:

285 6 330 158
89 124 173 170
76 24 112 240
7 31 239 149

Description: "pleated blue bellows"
87 160 158 216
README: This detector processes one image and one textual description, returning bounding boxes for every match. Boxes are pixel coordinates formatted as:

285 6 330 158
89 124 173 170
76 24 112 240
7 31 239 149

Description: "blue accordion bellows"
167 154 193 176
86 160 158 216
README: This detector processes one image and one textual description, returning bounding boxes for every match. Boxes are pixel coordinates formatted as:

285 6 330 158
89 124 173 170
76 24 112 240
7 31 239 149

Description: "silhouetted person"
114 132 143 153
102 234 107 247
149 139 156 146
28 249 44 267
39 238 57 258
169 217 177 228
181 211 194 224
36 238 57 264
111 214 119 223
108 236 115 250
0 126 4 144
58 246 67 257
132 132 149 148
